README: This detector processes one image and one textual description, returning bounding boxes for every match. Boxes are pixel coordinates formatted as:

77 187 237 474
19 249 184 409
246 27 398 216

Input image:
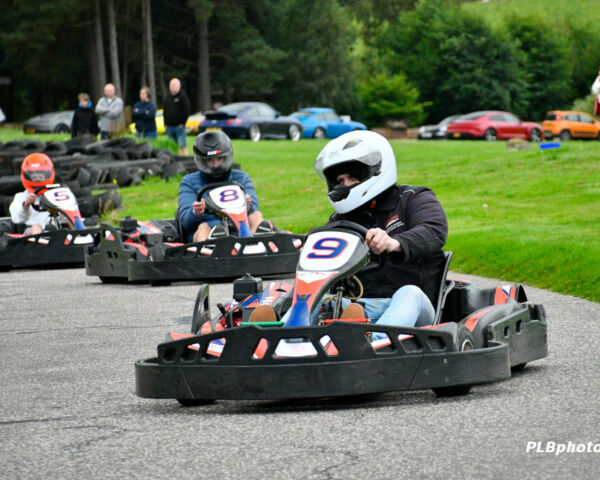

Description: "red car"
447 110 543 142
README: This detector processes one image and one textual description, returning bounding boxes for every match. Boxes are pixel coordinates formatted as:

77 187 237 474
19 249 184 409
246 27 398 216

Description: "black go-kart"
135 221 547 404
85 181 305 284
0 184 99 271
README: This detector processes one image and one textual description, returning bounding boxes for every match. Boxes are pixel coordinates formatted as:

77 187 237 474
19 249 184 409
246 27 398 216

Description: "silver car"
23 110 74 134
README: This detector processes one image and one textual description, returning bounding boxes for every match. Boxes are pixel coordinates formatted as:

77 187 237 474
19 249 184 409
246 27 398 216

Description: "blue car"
290 108 367 139
198 102 302 141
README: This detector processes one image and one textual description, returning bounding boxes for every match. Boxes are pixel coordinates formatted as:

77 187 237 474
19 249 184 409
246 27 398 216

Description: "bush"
357 72 430 127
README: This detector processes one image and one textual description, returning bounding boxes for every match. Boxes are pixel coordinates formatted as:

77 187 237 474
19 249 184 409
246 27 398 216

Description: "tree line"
1 0 599 125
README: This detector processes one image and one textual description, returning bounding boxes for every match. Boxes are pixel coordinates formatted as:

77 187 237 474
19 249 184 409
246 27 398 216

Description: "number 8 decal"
219 189 239 202
307 237 348 259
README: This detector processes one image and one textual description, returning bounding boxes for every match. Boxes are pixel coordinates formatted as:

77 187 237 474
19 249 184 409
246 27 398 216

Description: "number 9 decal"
307 237 348 259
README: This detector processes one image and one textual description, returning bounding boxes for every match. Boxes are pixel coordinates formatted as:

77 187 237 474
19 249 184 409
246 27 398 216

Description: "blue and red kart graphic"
135 221 547 404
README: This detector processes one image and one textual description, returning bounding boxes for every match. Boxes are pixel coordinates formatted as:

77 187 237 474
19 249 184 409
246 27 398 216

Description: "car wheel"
53 124 70 134
559 130 571 141
529 129 542 143
248 124 261 142
288 124 301 141
432 326 474 397
484 128 497 141
313 127 326 139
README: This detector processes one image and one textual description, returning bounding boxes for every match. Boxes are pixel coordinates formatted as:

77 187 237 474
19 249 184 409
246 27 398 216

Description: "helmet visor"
24 170 53 182
194 152 233 177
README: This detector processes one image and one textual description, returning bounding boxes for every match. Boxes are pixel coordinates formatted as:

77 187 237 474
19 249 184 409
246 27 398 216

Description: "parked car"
198 102 302 141
447 111 543 142
290 107 366 139
128 109 165 135
542 110 600 141
23 111 75 134
186 111 206 135
418 114 461 140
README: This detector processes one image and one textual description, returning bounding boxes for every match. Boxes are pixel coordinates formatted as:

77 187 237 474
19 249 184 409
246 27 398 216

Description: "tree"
188 0 213 111
141 0 157 105
106 0 122 96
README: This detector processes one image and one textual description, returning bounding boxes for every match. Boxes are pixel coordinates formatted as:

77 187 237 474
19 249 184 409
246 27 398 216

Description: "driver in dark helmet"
178 131 268 242
253 130 448 332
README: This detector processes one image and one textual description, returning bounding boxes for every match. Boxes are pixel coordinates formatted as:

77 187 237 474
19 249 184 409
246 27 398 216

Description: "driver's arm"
178 175 204 231
238 174 259 213
9 192 32 224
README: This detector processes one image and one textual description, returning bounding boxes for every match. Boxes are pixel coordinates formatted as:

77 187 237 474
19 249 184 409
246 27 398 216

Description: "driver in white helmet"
310 130 448 330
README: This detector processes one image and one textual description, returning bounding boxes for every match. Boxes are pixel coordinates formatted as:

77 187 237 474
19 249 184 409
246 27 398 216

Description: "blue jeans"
136 130 157 139
166 125 186 147
283 285 435 330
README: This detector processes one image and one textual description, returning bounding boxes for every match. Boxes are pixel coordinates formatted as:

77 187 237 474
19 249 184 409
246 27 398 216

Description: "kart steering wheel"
196 181 247 201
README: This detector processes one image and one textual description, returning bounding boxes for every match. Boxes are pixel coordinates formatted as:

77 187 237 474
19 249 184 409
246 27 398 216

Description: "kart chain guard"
135 322 511 401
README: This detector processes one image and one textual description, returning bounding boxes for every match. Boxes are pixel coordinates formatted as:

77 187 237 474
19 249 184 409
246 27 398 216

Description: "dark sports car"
197 102 302 141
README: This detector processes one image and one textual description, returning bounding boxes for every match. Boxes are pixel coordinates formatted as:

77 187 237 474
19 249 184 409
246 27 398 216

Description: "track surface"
1 267 599 479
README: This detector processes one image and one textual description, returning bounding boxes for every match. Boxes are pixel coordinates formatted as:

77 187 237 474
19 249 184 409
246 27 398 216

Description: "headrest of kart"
196 181 246 201
308 220 368 239
120 216 138 231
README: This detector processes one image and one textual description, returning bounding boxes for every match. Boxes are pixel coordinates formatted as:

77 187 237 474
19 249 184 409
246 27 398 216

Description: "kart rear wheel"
99 276 126 284
313 127 326 139
484 128 497 141
249 124 261 142
177 398 216 407
432 326 474 397
512 362 527 372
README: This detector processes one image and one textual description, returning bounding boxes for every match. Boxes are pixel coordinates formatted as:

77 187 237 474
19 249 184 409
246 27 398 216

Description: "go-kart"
135 221 547 404
85 181 304 284
0 184 98 270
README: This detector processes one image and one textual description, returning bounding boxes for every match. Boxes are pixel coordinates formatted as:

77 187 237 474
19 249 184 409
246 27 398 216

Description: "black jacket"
131 100 157 133
163 91 191 126
330 184 448 304
71 107 99 138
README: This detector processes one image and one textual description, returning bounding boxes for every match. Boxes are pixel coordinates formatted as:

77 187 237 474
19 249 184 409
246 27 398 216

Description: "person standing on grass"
131 86 157 139
164 78 191 155
95 83 124 139
71 92 99 139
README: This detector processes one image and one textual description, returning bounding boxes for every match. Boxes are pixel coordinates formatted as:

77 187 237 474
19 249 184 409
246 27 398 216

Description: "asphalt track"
1 267 599 480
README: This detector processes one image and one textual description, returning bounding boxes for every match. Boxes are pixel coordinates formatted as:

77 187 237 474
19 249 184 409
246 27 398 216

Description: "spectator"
95 83 124 139
71 92 99 139
164 78 191 155
592 70 600 116
131 86 157 139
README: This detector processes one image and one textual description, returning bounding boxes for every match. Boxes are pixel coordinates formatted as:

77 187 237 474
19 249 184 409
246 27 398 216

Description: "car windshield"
544 114 558 121
460 111 494 120
219 103 253 115
291 111 312 118
440 115 460 125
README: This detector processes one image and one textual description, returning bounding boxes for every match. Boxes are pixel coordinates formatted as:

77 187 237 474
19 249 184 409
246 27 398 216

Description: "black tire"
433 326 475 397
177 398 215 407
53 124 70 134
99 276 126 284
248 124 261 142
313 127 326 139
512 362 527 372
484 128 497 141
529 129 542 143
559 130 571 141
150 279 172 286
288 124 301 141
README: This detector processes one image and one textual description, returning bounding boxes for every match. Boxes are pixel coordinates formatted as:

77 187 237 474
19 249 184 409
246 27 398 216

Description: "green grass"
1 128 598 302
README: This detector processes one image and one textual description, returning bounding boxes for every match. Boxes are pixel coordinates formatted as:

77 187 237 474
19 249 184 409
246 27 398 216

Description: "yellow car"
129 109 165 135
186 111 206 135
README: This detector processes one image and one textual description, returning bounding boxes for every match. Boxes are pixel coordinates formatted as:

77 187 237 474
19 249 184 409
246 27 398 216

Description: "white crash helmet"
314 130 397 214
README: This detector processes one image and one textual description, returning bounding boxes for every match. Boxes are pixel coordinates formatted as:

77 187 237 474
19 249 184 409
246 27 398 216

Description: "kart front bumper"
135 323 512 401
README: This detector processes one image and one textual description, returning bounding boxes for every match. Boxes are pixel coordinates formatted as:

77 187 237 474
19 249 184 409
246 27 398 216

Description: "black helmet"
193 131 234 179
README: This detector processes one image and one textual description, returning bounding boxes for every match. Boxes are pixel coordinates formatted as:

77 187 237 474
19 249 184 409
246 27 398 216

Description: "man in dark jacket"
164 77 191 155
311 130 448 331
131 86 157 138
71 93 99 138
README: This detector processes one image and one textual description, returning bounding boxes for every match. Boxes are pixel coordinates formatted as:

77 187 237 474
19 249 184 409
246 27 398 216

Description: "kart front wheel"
249 124 261 142
432 326 474 397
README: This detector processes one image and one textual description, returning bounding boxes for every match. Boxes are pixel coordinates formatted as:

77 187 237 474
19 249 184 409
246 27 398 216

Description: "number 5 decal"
53 191 71 202
307 237 348 259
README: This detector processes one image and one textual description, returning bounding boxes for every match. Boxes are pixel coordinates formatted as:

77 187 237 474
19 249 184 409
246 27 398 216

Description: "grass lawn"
1 129 598 302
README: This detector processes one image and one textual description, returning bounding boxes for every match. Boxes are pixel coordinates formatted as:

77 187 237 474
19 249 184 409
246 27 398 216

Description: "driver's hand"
365 228 401 255
245 194 251 211
192 199 206 216
23 193 36 208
